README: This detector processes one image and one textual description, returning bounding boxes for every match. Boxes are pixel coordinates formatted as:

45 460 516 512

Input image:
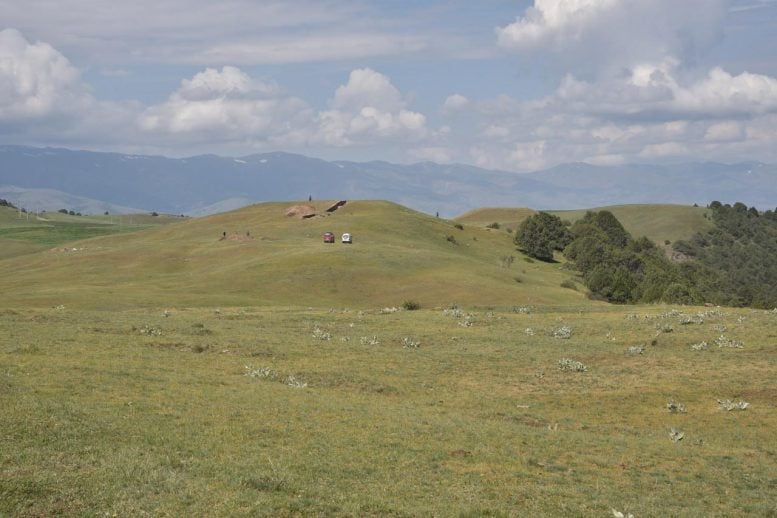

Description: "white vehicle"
341 233 352 244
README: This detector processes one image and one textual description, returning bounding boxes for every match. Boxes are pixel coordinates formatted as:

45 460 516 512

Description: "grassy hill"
0 206 183 260
456 204 713 248
454 207 537 231
549 204 713 246
0 200 586 310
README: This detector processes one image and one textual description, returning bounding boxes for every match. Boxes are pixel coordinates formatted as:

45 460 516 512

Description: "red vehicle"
323 232 335 243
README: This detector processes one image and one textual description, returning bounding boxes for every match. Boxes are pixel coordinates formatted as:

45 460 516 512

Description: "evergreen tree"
514 212 572 261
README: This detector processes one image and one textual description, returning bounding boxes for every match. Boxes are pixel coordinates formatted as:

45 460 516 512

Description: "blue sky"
2 0 777 171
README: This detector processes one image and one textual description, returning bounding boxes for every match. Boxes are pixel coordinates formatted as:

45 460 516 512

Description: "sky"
2 0 777 171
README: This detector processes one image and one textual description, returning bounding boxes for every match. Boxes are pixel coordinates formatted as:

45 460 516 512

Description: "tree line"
514 202 777 308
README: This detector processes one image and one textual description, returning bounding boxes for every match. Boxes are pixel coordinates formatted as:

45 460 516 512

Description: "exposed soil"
219 234 254 242
285 205 317 219
326 200 347 213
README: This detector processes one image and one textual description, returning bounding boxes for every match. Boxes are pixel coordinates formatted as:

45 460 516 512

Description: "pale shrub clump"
558 358 587 372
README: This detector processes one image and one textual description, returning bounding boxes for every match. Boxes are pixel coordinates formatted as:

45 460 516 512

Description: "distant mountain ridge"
1 145 775 216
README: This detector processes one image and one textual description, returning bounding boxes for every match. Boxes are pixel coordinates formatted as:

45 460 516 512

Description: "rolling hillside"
548 204 714 246
456 204 713 247
0 200 586 310
454 207 537 231
0 206 183 260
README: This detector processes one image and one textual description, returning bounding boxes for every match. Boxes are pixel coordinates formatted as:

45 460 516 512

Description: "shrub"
717 399 749 411
715 335 743 348
667 399 687 413
560 279 577 290
669 428 684 442
135 324 162 336
558 358 587 372
284 375 308 388
312 327 331 341
445 235 458 245
442 308 463 318
454 223 464 230
486 222 500 229
401 337 420 348
244 366 276 379
402 300 421 311
626 345 644 355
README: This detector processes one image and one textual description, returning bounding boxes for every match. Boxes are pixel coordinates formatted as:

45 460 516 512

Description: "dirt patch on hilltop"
219 233 254 242
285 205 317 219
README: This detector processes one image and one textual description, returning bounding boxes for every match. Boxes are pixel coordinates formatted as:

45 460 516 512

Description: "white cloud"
330 68 405 113
0 28 135 146
442 94 470 113
674 67 777 116
0 28 82 120
138 67 312 144
497 0 620 49
447 54 777 170
705 121 744 141
497 0 729 75
315 68 430 146
135 66 435 156
553 63 777 120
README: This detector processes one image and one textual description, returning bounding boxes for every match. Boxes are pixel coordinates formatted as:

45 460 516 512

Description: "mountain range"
1 145 775 216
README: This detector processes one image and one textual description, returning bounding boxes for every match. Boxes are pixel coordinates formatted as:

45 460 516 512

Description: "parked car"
341 233 352 244
323 232 335 243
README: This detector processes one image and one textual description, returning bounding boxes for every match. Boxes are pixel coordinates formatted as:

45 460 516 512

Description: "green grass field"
454 207 537 233
1 201 775 516
0 201 584 310
0 207 183 260
2 304 775 516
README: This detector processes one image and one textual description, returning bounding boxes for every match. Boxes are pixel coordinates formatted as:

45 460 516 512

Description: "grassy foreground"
1 201 774 515
2 303 775 516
